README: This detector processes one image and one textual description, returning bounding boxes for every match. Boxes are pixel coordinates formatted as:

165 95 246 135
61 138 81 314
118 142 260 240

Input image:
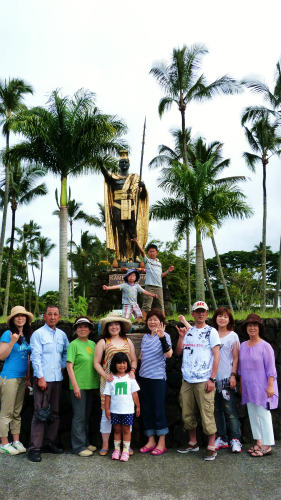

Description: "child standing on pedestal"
102 269 157 323
132 239 174 320
104 352 140 462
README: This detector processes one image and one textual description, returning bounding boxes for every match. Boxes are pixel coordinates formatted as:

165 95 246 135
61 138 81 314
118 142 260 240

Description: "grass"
166 309 281 322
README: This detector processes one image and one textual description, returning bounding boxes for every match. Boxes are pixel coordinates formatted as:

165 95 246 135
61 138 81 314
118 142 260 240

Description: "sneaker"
120 451 129 462
177 442 199 453
78 449 93 457
204 449 217 461
87 445 97 452
215 437 228 450
0 443 20 455
112 449 121 460
12 441 26 453
230 439 242 453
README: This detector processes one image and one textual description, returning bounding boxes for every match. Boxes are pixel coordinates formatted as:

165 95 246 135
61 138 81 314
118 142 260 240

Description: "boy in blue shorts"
102 269 157 323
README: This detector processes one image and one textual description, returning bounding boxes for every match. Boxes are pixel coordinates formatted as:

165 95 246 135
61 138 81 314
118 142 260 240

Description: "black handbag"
35 391 54 422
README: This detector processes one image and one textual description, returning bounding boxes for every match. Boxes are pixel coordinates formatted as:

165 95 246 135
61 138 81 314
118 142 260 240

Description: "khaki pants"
142 285 164 312
179 380 217 436
0 376 26 437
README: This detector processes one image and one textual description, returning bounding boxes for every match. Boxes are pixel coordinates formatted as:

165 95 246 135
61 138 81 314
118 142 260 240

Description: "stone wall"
0 317 280 448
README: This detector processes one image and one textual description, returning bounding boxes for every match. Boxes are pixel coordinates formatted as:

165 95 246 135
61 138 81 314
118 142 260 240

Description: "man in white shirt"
176 301 220 461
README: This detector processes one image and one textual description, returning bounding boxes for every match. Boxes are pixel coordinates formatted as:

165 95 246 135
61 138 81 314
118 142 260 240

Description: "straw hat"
100 312 131 336
7 306 34 326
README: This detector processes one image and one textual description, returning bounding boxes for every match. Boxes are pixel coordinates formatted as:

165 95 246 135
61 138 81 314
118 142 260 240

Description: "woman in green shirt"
67 316 99 457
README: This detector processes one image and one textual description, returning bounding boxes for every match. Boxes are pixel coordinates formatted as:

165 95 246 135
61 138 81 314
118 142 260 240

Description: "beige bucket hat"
7 305 34 326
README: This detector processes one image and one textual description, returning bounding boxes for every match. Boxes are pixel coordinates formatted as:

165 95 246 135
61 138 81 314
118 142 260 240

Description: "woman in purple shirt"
238 314 278 457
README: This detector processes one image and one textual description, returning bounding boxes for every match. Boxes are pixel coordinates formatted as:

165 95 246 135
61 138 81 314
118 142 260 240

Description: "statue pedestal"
88 269 173 317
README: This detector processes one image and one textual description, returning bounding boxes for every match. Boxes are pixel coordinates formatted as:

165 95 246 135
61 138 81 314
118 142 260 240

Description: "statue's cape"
104 173 149 260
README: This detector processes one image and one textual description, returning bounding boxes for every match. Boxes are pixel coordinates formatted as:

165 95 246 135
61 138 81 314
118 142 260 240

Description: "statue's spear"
133 117 146 261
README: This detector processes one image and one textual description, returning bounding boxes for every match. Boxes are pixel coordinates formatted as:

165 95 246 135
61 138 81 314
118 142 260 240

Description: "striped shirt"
139 332 171 380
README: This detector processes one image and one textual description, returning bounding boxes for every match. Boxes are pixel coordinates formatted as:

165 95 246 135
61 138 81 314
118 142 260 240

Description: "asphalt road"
0 442 280 500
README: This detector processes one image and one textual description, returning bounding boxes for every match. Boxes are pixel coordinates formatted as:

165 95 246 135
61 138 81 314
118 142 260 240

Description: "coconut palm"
0 78 33 287
34 236 56 315
243 117 281 311
14 221 41 310
150 157 252 300
7 88 127 316
149 128 192 310
0 162 47 315
150 44 240 310
241 60 281 125
53 190 103 297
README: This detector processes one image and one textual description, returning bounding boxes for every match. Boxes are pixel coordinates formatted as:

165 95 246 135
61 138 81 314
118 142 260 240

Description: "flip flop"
250 447 272 457
247 444 260 454
150 447 167 456
140 445 156 454
98 449 109 456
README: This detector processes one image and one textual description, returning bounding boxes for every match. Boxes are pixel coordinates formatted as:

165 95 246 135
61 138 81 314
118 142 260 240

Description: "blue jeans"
214 389 241 442
139 377 169 436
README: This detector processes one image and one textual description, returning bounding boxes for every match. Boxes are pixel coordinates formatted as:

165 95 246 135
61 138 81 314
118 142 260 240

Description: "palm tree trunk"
195 228 205 300
180 106 188 166
274 236 281 309
3 203 16 316
70 219 74 298
59 176 69 317
261 161 267 312
203 249 217 311
34 257 43 316
211 234 233 311
0 132 10 292
185 227 191 313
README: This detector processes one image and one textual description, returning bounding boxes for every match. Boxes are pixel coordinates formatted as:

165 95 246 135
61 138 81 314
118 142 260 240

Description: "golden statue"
100 151 149 261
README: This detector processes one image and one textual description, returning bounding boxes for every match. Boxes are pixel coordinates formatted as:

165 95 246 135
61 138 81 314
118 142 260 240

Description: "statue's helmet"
119 150 130 172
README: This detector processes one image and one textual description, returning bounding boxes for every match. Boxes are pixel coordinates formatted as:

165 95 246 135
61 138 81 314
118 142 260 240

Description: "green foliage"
69 296 88 318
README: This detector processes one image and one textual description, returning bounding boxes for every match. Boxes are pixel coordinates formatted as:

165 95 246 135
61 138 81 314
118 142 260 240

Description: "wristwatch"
209 377 216 383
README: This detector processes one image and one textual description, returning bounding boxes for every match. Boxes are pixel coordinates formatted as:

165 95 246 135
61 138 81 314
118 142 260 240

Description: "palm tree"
243 117 281 311
241 60 281 125
150 44 240 310
150 158 252 300
0 162 47 315
15 221 41 310
187 137 248 310
34 236 55 315
0 78 33 288
53 190 103 298
149 128 192 310
7 88 127 317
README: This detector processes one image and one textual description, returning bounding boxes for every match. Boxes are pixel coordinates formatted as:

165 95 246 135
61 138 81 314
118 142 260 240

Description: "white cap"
192 301 209 311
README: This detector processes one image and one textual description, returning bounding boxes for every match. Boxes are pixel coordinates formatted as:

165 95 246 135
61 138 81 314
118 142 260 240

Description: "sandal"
247 444 260 454
140 445 156 454
98 448 108 456
150 447 167 456
250 447 272 457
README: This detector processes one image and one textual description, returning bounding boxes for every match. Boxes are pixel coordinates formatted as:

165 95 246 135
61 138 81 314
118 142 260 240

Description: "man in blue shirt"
27 305 69 462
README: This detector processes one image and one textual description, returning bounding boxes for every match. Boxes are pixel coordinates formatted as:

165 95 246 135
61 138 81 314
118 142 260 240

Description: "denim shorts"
111 413 134 426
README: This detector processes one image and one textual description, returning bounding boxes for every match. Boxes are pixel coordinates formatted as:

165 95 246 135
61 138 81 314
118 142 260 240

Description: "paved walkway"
0 442 280 500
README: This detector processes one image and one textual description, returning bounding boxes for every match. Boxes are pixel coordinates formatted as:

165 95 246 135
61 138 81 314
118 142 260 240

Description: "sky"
0 0 280 294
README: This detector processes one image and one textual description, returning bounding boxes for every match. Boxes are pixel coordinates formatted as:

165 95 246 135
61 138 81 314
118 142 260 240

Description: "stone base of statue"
88 269 173 317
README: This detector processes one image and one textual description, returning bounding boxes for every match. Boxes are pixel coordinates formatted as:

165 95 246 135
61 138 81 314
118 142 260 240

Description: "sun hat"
242 313 264 334
123 268 140 283
99 312 131 336
242 313 263 327
73 317 93 330
7 306 34 326
192 301 209 311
